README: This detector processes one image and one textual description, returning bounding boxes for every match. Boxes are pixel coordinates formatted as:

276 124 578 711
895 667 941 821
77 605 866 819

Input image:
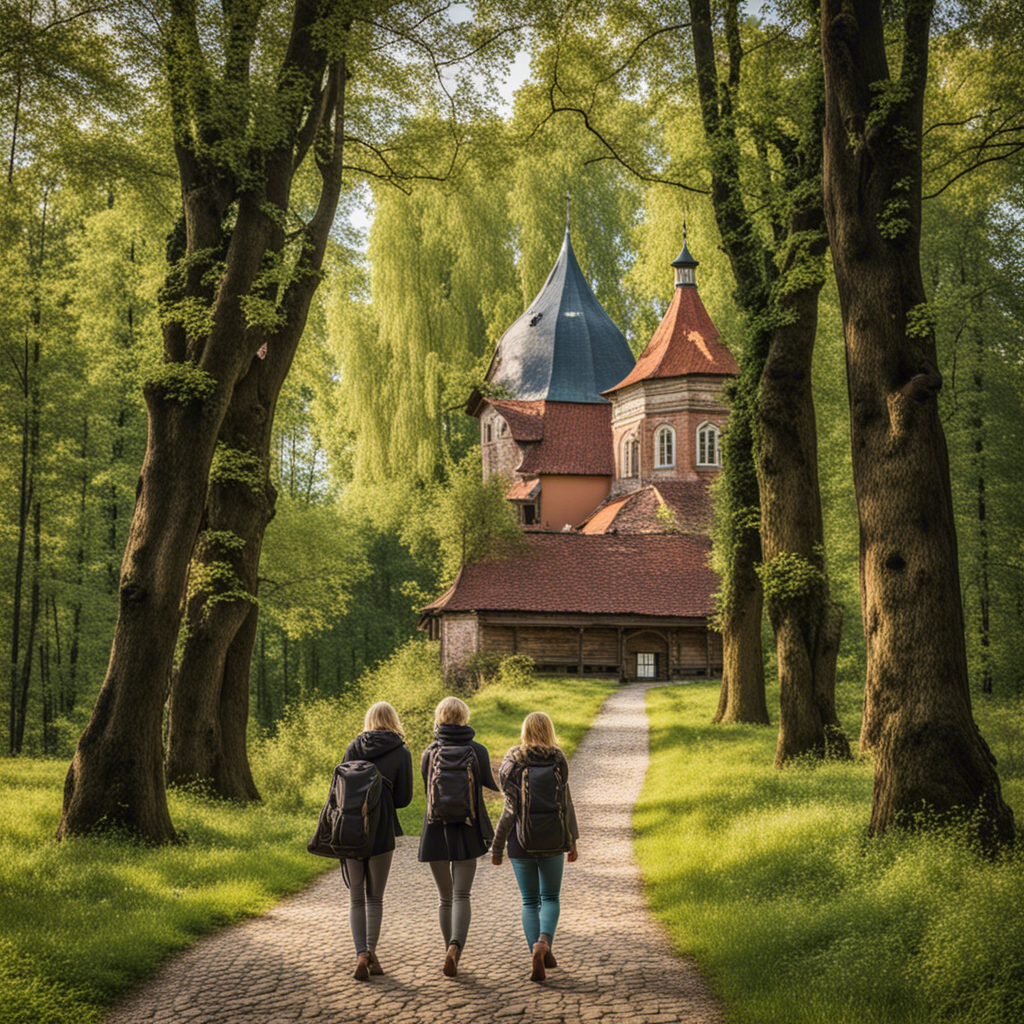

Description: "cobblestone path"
106 683 721 1024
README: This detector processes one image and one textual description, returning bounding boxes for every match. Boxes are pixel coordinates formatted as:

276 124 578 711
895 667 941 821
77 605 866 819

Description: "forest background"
2 0 1023 771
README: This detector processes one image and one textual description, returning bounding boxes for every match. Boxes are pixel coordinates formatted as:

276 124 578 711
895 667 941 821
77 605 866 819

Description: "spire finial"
565 188 571 233
671 221 699 287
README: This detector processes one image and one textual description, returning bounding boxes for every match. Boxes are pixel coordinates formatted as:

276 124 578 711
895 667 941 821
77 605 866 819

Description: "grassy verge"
635 681 1024 1024
0 672 615 1024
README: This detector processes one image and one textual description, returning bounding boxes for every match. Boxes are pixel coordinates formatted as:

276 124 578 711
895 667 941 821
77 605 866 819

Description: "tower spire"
671 223 699 287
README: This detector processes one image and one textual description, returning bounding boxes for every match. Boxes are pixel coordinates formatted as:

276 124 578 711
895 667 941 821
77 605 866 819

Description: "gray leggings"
428 858 478 949
345 851 394 955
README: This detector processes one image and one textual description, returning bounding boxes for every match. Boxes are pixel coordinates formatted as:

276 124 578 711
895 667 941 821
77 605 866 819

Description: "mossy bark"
821 0 1014 843
57 6 347 841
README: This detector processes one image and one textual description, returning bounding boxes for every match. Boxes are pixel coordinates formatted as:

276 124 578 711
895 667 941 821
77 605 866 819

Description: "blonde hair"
520 711 558 752
434 696 470 728
364 701 405 740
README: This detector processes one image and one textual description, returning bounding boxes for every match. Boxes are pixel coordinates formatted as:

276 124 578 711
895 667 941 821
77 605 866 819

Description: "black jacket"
417 724 499 862
343 730 414 856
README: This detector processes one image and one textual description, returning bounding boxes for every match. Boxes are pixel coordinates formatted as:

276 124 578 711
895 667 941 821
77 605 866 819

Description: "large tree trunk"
58 387 237 841
757 234 849 765
166 355 289 800
821 0 1014 844
57 0 348 839
714 527 769 724
691 0 843 740
166 57 348 801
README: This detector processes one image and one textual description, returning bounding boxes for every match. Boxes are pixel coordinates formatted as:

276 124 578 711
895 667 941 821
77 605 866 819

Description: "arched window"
697 422 721 466
655 425 675 468
621 433 639 478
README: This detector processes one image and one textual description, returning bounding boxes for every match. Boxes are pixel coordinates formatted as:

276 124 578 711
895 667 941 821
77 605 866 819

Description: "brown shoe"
443 942 460 977
368 951 384 976
353 952 370 981
543 949 558 969
531 940 549 982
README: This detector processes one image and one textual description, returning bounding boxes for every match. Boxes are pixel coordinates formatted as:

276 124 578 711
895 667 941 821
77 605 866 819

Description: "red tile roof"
579 480 713 534
604 286 738 394
422 533 717 619
516 402 614 476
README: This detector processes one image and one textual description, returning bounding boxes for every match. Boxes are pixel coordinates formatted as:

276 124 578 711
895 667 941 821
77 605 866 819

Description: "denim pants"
510 854 565 949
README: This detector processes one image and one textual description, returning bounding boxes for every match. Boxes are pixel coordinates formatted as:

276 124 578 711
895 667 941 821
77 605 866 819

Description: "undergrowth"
635 682 1024 1024
0 640 613 1024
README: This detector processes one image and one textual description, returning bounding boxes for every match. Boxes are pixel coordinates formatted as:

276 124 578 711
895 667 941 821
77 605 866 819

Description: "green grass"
635 681 1024 1024
0 672 616 1024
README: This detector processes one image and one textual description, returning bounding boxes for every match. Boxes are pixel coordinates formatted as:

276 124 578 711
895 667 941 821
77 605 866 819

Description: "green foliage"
257 498 370 641
143 361 218 406
208 443 263 494
461 651 536 691
755 551 825 603
636 683 1024 1024
497 653 536 689
187 560 257 608
401 447 528 584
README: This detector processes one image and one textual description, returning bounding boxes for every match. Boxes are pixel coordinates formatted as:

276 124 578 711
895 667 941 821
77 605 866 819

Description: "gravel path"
106 682 722 1023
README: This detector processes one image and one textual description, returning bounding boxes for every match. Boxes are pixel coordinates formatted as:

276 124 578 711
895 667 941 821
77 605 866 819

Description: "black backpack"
426 743 477 825
307 760 385 860
510 753 570 855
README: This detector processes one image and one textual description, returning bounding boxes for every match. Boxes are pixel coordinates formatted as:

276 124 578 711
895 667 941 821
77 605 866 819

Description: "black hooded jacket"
343 730 414 856
417 723 499 863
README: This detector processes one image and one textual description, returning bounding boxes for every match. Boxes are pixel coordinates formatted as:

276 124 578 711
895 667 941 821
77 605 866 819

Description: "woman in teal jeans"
491 712 579 982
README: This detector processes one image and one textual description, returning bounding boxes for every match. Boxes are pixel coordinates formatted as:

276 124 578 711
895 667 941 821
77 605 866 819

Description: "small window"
621 433 639 478
637 652 657 678
522 503 536 525
655 425 675 468
484 422 493 443
697 422 721 467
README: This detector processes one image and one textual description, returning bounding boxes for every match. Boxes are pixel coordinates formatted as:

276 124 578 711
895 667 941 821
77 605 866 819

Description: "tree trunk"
165 363 279 800
58 6 348 839
757 242 849 764
58 390 236 841
821 0 1014 844
714 528 769 724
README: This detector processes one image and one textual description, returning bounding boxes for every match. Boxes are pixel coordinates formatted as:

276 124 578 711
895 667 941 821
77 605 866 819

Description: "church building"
420 219 738 681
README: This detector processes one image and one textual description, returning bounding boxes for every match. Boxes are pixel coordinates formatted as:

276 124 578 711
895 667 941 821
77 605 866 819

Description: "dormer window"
621 433 639 478
655 425 675 468
697 422 721 466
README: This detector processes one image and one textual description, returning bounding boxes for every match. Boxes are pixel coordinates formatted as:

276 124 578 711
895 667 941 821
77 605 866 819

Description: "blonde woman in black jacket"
491 711 579 982
342 701 413 980
418 696 499 977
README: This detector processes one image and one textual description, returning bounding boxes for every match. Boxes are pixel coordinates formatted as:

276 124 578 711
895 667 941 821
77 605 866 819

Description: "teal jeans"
510 854 565 949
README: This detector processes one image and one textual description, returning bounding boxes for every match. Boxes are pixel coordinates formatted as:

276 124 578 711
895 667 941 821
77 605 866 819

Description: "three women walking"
330 698 578 983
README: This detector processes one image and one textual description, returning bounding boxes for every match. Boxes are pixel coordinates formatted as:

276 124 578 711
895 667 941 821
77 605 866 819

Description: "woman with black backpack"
418 696 500 977
491 711 579 983
341 701 413 981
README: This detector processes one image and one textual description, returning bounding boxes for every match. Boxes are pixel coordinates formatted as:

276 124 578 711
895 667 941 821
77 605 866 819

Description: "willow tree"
820 0 1014 843
333 165 521 488
57 0 360 840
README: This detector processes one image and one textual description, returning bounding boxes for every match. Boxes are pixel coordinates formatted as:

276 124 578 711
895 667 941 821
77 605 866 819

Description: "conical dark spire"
485 220 635 404
671 221 698 287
